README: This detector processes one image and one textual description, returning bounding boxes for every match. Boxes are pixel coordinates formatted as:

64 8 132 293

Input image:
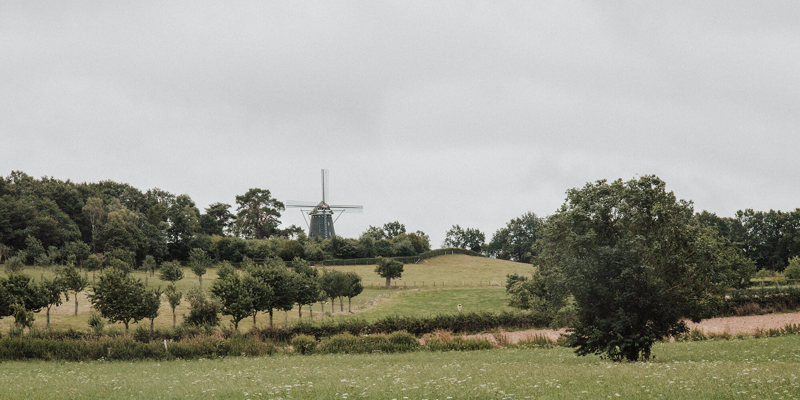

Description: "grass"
345 287 514 322
1 336 798 399
0 255 529 332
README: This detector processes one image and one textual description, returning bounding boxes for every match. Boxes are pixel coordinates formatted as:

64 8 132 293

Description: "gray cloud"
3 1 799 245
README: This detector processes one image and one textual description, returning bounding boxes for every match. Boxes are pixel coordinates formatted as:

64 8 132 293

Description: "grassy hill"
0 254 532 331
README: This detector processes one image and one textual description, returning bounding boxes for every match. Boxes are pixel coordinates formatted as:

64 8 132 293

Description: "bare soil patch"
455 311 800 345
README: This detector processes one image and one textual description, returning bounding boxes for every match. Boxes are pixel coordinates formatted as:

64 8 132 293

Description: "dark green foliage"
184 287 221 327
164 284 182 328
443 225 486 252
39 276 66 329
211 271 253 330
188 247 210 287
487 212 542 263
785 256 800 279
343 271 363 312
4 256 24 273
291 334 317 354
537 176 754 361
426 337 494 352
0 274 47 326
199 202 234 236
159 260 184 283
718 287 800 315
248 262 297 327
233 188 284 239
89 268 150 330
375 257 403 287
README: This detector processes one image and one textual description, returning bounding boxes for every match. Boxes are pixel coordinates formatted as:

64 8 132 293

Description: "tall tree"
188 248 210 287
343 272 363 313
89 268 149 331
142 287 162 332
233 188 284 239
200 202 234 236
164 284 183 328
487 212 542 262
536 176 754 361
443 225 486 252
211 271 253 331
166 194 200 260
39 277 67 329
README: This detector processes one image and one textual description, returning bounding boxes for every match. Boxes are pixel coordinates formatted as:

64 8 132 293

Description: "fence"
319 248 484 266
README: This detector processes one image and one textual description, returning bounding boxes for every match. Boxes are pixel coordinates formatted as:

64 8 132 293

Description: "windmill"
286 169 363 239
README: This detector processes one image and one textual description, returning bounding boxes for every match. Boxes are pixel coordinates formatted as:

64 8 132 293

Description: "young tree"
375 257 404 288
85 254 103 282
164 284 183 328
343 272 363 313
89 268 149 331
211 272 253 330
4 256 24 273
536 176 755 361
159 260 185 284
39 277 67 329
243 272 273 327
142 287 163 332
248 264 298 327
785 256 800 280
188 248 210 287
294 273 321 318
0 274 47 328
59 264 88 316
184 287 220 327
142 255 157 277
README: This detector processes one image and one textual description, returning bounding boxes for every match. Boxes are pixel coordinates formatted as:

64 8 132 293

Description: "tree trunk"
298 305 302 319
310 306 314 319
172 307 177 328
269 309 274 328
348 297 352 313
198 275 202 288
124 320 129 331
331 298 334 313
150 318 154 332
46 306 51 329
339 297 343 312
284 311 288 326
385 276 391 288
253 310 258 327
234 320 239 331
74 292 79 316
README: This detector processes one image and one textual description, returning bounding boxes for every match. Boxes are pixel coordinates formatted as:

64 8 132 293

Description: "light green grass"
347 287 514 322
1 336 799 399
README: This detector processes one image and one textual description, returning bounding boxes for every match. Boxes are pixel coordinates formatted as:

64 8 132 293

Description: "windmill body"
287 170 363 239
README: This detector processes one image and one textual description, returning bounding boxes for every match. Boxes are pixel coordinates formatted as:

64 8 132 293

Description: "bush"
88 311 106 334
291 335 317 355
387 331 419 351
426 337 493 351
784 257 800 280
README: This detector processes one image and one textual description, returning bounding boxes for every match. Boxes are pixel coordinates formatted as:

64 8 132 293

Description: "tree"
24 235 45 265
443 225 486 252
319 269 348 313
184 287 221 327
294 273 321 318
142 287 162 332
248 262 297 327
211 272 253 330
243 272 273 327
382 221 406 239
188 248 210 287
142 255 157 277
89 268 149 331
233 188 284 239
85 254 102 282
199 202 234 236
0 273 47 328
39 277 67 329
375 257 403 288
166 194 200 260
159 260 185 284
536 176 754 361
164 284 183 328
83 197 106 252
785 256 800 280
4 256 24 273
487 212 542 262
59 264 88 316
343 272 363 313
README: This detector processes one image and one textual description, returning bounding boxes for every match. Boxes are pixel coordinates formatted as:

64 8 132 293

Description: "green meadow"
1 336 798 399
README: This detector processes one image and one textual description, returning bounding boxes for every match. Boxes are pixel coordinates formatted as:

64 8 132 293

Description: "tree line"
444 205 800 273
0 171 431 270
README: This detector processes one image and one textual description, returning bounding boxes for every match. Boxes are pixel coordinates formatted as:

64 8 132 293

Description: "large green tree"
375 257 403 288
443 225 486 252
537 176 754 361
89 268 149 331
59 264 88 316
200 202 234 236
487 212 542 263
211 271 253 330
233 188 284 239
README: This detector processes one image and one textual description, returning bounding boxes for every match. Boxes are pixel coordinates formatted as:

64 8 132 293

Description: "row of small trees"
1 254 408 332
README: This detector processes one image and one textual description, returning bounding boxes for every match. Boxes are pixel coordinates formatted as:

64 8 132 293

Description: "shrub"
291 335 317 355
426 337 493 351
318 333 361 354
784 257 800 280
387 331 419 351
133 325 151 343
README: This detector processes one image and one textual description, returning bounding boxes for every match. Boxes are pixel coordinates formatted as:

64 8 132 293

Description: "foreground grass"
1 336 798 399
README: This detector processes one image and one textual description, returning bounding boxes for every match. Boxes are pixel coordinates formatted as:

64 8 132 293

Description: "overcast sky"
3 1 799 245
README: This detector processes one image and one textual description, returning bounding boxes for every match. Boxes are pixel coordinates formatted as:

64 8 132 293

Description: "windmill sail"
286 169 363 239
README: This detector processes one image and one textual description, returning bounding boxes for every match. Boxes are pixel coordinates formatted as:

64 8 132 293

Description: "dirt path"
458 311 800 345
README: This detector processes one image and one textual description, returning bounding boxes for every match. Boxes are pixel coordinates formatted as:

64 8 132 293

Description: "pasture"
1 336 798 399
0 255 531 332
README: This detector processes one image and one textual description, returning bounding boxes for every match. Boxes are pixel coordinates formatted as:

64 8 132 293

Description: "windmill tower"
286 169 363 239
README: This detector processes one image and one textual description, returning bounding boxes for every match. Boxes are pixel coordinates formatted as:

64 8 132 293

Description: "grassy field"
1 336 798 399
0 255 530 332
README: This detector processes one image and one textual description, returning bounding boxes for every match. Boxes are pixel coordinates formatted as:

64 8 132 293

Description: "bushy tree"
248 263 297 327
142 287 162 332
142 255 157 277
184 287 221 327
4 256 24 273
487 212 542 263
375 257 403 288
159 260 185 284
199 202 234 236
59 264 88 316
0 273 47 328
785 256 800 280
537 176 754 361
89 268 149 331
211 271 253 330
443 225 486 252
233 188 284 239
319 269 348 313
